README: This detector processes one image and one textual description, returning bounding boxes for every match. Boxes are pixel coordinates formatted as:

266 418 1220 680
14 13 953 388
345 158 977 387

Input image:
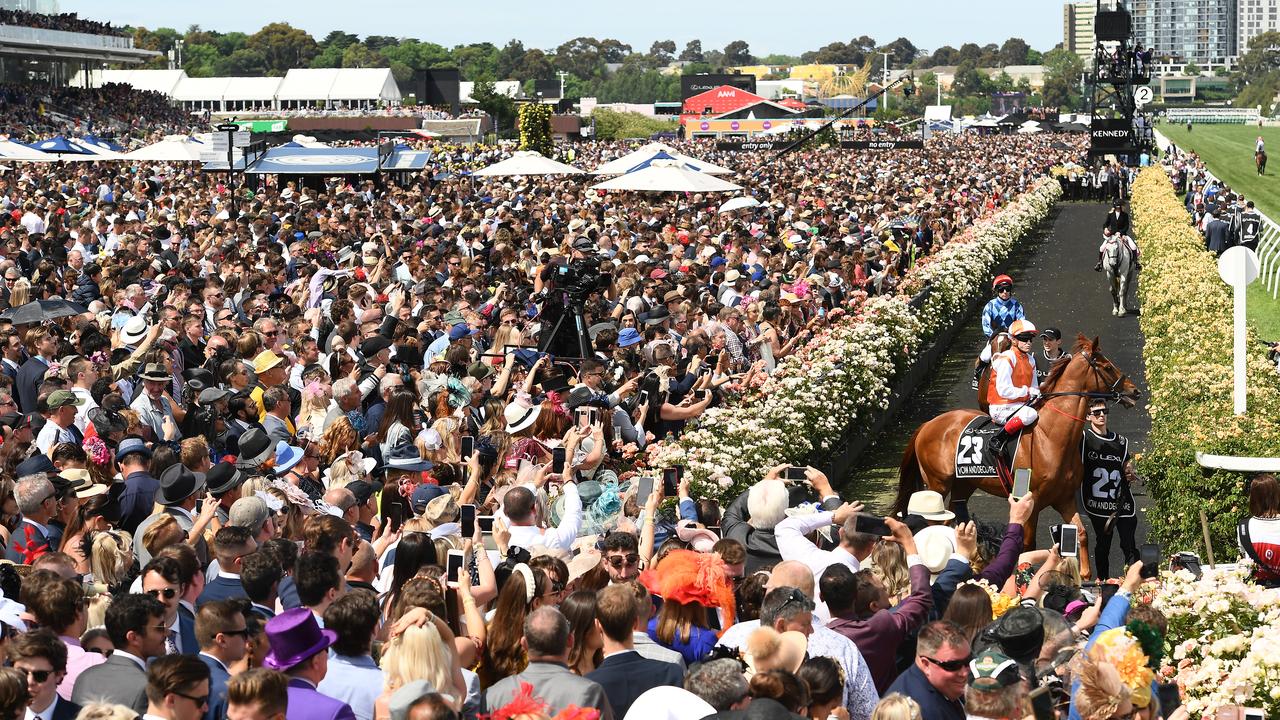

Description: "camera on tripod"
555 255 610 301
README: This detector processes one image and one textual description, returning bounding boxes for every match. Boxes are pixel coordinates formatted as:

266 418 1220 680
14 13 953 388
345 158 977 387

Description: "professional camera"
554 254 610 301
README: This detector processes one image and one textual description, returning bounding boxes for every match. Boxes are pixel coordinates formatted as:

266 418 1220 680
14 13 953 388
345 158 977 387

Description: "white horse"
1101 234 1137 316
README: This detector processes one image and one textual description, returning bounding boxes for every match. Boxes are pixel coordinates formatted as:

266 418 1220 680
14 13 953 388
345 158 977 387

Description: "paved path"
845 202 1153 573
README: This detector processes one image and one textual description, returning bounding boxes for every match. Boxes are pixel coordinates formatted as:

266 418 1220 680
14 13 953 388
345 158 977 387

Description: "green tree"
679 40 704 62
1041 47 1084 108
319 31 359 50
952 61 989 96
215 47 268 76
246 22 318 75
1238 31 1280 80
497 40 527 79
999 38 1031 66
880 37 918 66
648 40 676 67
555 37 605 80
1184 61 1201 76
512 48 554 83
473 79 516 134
342 42 383 68
453 42 500 80
723 40 753 66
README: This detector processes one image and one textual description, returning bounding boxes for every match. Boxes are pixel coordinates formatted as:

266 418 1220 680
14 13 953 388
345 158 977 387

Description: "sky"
59 0 1063 58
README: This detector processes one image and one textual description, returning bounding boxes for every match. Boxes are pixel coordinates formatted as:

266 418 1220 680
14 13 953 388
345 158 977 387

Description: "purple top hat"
262 607 337 671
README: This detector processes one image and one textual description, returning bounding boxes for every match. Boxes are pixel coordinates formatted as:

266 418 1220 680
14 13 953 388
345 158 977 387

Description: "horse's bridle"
1037 351 1136 403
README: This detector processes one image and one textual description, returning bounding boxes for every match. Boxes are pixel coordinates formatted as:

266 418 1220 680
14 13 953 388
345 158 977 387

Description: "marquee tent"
0 140 51 161
590 143 732 175
124 136 205 162
590 159 742 193
473 151 583 176
275 68 401 107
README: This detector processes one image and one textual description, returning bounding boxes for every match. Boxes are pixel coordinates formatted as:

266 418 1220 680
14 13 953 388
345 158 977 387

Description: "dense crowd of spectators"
0 9 126 38
0 83 1212 720
0 83 192 144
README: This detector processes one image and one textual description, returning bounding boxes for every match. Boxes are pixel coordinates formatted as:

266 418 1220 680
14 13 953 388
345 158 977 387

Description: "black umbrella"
1050 141 1072 150
0 299 87 325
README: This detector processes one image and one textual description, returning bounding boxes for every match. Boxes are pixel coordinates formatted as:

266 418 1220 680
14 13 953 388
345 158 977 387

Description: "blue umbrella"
28 136 92 155
80 134 123 152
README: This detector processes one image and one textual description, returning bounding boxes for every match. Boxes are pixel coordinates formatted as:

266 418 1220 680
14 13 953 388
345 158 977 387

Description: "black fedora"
235 428 274 469
158 464 204 506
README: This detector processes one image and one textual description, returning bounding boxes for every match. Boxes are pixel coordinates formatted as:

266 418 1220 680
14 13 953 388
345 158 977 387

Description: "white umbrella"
124 136 205 162
718 196 760 213
70 138 124 158
0 140 52 161
472 150 583 176
590 142 733 175
590 159 742 193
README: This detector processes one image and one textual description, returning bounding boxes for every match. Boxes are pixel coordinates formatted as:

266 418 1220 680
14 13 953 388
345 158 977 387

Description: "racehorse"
895 336 1139 579
1101 235 1136 317
1257 150 1268 176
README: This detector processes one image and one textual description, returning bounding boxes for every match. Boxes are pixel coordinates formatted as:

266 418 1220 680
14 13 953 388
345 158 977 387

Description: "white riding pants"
990 403 1038 426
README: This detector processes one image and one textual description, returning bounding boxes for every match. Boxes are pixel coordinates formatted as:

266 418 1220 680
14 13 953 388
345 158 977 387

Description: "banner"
839 139 924 150
716 140 789 151
230 120 287 133
1090 118 1135 155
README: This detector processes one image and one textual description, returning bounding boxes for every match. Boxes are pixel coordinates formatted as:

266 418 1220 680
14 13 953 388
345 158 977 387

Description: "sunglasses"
1014 333 1036 342
996 286 1012 293
1089 408 1110 416
19 668 52 683
146 587 178 600
924 654 972 672
175 692 209 707
606 554 640 569
220 627 251 638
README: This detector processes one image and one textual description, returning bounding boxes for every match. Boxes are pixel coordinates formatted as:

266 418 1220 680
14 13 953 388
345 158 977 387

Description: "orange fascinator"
639 549 736 631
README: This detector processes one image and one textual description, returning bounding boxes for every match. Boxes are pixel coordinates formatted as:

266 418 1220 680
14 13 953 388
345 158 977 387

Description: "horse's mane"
1038 335 1095 394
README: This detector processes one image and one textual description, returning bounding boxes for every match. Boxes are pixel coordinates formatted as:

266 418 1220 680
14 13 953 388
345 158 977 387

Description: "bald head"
766 560 815 598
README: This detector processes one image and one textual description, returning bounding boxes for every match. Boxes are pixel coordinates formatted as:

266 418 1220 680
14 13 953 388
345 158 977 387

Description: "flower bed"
1129 167 1280 557
650 177 1062 503
1154 565 1280 717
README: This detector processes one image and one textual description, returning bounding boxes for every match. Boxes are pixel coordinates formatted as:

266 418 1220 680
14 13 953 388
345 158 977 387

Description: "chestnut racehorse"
895 336 1139 578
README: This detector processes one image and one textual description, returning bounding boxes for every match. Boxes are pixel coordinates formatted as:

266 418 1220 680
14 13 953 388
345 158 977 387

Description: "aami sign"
681 73 756 100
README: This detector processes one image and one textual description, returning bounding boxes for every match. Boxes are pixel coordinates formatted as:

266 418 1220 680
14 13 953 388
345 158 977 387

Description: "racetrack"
843 202 1153 571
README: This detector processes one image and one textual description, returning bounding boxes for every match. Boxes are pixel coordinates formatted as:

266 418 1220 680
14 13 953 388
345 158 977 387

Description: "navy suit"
177 612 198 656
197 574 249 606
279 575 301 610
199 653 231 720
587 650 684 719
6 519 51 562
15 356 48 413
119 471 159 534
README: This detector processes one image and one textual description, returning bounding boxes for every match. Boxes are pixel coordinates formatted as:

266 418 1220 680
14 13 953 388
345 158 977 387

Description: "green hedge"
1131 167 1280 558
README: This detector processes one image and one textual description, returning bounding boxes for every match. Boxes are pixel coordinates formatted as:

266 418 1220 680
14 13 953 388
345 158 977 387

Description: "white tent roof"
172 77 231 103
124 136 205 162
276 68 400 103
472 151 583 176
590 160 742 193
69 139 123 158
71 69 188 97
591 143 733 175
223 76 284 102
0 141 51 161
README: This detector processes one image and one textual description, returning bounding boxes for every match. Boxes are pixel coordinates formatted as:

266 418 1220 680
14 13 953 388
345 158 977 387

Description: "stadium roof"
71 68 399 104
72 69 187 95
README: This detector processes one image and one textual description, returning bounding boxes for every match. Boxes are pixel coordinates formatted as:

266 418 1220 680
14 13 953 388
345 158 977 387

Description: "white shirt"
506 483 582 552
34 420 75 456
774 510 862 580
72 386 98 431
113 649 147 671
24 693 59 720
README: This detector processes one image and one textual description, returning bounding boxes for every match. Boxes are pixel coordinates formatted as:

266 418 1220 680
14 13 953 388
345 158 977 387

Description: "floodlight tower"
1087 0 1154 162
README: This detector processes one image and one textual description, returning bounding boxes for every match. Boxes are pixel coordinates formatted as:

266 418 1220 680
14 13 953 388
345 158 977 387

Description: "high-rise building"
1131 0 1238 70
1238 0 1280 55
1064 1 1098 65
0 0 60 13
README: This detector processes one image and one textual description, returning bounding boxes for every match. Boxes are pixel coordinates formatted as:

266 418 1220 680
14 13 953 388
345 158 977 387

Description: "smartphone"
1242 708 1266 720
784 465 808 482
636 476 655 506
460 435 475 460
1029 686 1054 720
575 408 590 429
854 514 891 537
477 515 495 534
952 498 970 524
1012 468 1032 500
446 549 465 584
588 407 599 426
662 466 681 496
386 503 404 533
460 504 476 538
1059 524 1079 557
552 447 566 474
1099 582 1120 605
1140 543 1161 579
639 390 650 407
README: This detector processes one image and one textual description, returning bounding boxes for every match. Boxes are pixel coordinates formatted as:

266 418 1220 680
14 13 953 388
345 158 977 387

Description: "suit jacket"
200 652 232 720
119 471 160 534
486 661 613 720
177 611 199 656
263 413 295 447
286 677 357 720
197 574 250 607
134 506 209 566
48 696 82 720
1206 218 1232 254
15 355 48 413
6 518 51 562
71 653 148 714
587 651 683 719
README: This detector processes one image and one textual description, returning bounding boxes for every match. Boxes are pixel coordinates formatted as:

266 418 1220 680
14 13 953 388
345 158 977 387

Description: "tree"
473 79 516 133
649 40 676 66
246 22 318 75
952 61 988 96
1041 47 1084 108
679 40 704 62
599 38 633 64
880 37 918 66
342 42 383 68
364 35 398 53
1184 61 1201 76
319 31 358 50
513 48 554 82
928 46 959 66
1238 31 1280 79
497 40 527 79
453 42 500 80
724 40 753 66
555 37 605 80
999 38 1031 66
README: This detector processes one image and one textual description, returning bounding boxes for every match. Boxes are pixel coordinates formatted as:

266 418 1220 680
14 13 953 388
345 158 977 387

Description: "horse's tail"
894 426 926 517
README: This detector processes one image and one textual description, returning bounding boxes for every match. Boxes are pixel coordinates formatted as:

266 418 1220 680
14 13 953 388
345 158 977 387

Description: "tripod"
537 290 593 359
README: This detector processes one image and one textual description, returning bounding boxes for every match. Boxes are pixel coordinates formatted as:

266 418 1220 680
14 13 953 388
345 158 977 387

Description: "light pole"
175 38 183 69
556 70 568 102
879 52 891 112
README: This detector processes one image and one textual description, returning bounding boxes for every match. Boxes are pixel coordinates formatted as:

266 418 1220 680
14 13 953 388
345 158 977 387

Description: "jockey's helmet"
992 275 1014 292
1009 319 1037 339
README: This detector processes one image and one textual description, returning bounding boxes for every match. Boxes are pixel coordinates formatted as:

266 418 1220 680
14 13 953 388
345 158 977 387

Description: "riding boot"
972 360 989 390
990 416 1026 453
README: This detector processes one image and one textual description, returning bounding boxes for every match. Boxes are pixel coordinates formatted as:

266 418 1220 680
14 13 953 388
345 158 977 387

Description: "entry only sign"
1217 246 1261 415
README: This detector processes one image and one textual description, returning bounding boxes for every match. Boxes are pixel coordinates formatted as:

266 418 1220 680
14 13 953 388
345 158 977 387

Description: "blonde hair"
871 541 911 604
68 703 140 720
871 694 923 720
380 623 455 697
142 515 183 558
8 279 29 308
1057 556 1083 587
90 531 134 589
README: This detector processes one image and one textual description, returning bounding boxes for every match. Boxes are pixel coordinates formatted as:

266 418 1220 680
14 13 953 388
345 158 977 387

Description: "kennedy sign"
1090 118 1135 154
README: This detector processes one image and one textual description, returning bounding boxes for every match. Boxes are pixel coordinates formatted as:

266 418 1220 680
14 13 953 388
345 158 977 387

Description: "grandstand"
0 5 156 85
1164 107 1261 124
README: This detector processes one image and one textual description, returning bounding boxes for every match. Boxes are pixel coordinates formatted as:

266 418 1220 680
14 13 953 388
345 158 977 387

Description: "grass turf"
1156 122 1280 339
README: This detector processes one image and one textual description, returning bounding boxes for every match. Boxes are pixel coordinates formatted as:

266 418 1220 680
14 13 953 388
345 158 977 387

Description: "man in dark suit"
116 438 157 534
141 557 200 656
9 628 84 720
15 325 56 413
1205 212 1232 255
6 472 56 563
1102 201 1130 236
144 655 212 720
134 463 209 566
197 526 257 606
72 593 168 713
486 606 614 720
587 585 683 718
240 548 283 621
196 600 249 720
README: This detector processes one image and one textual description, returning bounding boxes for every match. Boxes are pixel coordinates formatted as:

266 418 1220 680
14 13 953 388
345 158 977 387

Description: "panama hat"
905 490 955 522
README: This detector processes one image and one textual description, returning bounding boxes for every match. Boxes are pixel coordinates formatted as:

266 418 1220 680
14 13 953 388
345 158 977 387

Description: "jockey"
987 318 1041 452
973 275 1025 389
1094 226 1140 273
1258 136 1266 155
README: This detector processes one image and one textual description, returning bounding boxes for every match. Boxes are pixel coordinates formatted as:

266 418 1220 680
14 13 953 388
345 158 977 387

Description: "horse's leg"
1117 269 1128 316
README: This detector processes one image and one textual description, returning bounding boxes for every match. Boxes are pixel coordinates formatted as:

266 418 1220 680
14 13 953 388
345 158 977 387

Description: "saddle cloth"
955 416 1022 478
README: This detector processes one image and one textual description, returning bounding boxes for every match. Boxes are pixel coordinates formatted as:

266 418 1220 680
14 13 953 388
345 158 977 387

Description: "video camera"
554 254 610 302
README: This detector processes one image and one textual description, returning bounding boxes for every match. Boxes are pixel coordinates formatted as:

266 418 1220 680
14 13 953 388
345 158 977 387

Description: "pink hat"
676 520 720 552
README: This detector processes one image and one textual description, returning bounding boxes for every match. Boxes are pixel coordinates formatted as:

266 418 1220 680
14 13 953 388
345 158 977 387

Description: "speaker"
1095 10 1132 42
